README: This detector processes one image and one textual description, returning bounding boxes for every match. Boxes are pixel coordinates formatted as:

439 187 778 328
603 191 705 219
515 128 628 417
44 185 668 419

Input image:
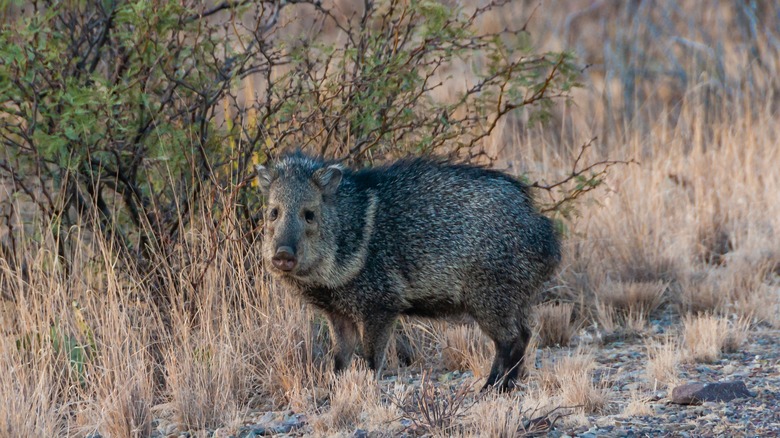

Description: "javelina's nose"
272 246 297 271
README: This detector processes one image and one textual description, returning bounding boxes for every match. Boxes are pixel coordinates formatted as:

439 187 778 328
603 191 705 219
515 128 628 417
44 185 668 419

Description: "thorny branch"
530 137 638 214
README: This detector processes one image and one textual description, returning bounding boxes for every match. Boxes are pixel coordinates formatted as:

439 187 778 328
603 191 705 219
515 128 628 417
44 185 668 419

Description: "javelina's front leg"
327 311 359 373
360 315 396 378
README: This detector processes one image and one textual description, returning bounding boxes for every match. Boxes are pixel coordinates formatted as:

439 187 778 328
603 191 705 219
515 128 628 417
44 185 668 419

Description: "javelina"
256 152 561 391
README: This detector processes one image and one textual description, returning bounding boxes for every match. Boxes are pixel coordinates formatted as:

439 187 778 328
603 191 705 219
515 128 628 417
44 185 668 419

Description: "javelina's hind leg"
484 339 513 391
504 323 532 388
360 314 396 379
327 312 360 373
481 322 532 392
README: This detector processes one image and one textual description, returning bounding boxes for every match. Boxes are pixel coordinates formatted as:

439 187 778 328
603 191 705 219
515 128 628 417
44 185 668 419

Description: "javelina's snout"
271 246 297 271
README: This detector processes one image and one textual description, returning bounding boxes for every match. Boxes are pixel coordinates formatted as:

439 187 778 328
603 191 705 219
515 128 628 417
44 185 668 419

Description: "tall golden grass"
2 1 779 435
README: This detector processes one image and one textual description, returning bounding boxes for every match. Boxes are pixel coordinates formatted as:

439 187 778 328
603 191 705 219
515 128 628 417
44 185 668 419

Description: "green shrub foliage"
0 0 583 281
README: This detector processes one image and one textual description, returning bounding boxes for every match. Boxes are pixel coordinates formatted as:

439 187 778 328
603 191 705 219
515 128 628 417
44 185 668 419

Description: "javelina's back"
257 154 561 391
350 160 560 316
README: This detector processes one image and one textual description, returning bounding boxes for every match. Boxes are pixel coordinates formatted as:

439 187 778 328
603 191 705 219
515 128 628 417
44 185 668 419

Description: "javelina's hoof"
481 379 520 393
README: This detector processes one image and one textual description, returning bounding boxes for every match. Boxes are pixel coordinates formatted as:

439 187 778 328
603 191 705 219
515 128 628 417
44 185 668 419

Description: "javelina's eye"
304 210 315 224
268 208 279 221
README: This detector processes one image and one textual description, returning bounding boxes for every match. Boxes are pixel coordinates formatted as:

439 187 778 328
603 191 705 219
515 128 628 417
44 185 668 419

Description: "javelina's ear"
312 165 343 195
255 164 277 195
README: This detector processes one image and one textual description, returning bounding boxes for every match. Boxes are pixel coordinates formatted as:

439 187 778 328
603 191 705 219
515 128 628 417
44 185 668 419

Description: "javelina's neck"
314 181 378 290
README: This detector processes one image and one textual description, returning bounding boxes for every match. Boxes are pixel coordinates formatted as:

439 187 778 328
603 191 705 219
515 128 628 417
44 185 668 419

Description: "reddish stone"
671 381 754 405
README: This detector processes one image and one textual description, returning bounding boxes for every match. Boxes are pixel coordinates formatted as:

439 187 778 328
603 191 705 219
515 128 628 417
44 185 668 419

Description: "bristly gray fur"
257 151 561 391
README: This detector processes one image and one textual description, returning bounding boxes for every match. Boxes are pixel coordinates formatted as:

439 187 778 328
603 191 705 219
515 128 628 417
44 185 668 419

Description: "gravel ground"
150 327 780 437
550 328 780 437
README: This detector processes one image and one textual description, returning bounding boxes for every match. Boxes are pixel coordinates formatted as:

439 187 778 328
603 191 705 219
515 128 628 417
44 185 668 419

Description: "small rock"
626 381 644 392
650 390 666 401
671 381 754 405
352 429 369 438
242 426 268 437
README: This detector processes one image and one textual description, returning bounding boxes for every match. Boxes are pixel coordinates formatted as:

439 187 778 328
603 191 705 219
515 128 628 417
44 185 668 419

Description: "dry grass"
622 390 654 417
678 270 728 315
592 281 667 338
311 367 384 434
394 372 476 436
535 302 576 347
645 337 681 389
595 303 648 336
535 350 608 414
465 394 526 437
439 324 493 377
682 314 750 363
2 1 780 435
679 262 780 324
0 338 63 436
597 281 667 317
555 356 609 414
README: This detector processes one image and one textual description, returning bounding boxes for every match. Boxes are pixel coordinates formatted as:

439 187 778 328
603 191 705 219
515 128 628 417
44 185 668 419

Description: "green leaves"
0 0 586 279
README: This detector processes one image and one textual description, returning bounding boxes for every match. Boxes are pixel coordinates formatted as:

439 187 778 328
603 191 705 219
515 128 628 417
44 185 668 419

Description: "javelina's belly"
401 294 466 317
398 276 467 317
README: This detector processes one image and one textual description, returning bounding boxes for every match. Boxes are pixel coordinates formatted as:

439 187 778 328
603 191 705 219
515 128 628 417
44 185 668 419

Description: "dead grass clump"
682 314 749 363
394 372 476 436
0 340 63 436
465 394 525 437
536 350 608 414
439 323 493 377
696 218 733 266
258 315 327 411
678 270 726 315
313 367 382 433
622 390 653 417
92 334 155 438
251 282 331 412
597 280 667 317
593 302 619 335
723 318 751 353
724 257 780 326
731 283 780 328
595 303 648 337
645 336 680 389
98 372 154 438
679 260 780 325
593 280 666 337
166 329 244 432
535 302 576 347
556 360 608 413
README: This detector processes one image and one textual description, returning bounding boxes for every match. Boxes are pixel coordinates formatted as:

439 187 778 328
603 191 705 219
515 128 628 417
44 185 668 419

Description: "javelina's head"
256 154 343 282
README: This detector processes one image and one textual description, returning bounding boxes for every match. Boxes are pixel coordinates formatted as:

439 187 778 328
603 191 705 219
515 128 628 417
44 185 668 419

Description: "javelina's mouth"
270 264 296 275
274 260 296 271
268 262 310 278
